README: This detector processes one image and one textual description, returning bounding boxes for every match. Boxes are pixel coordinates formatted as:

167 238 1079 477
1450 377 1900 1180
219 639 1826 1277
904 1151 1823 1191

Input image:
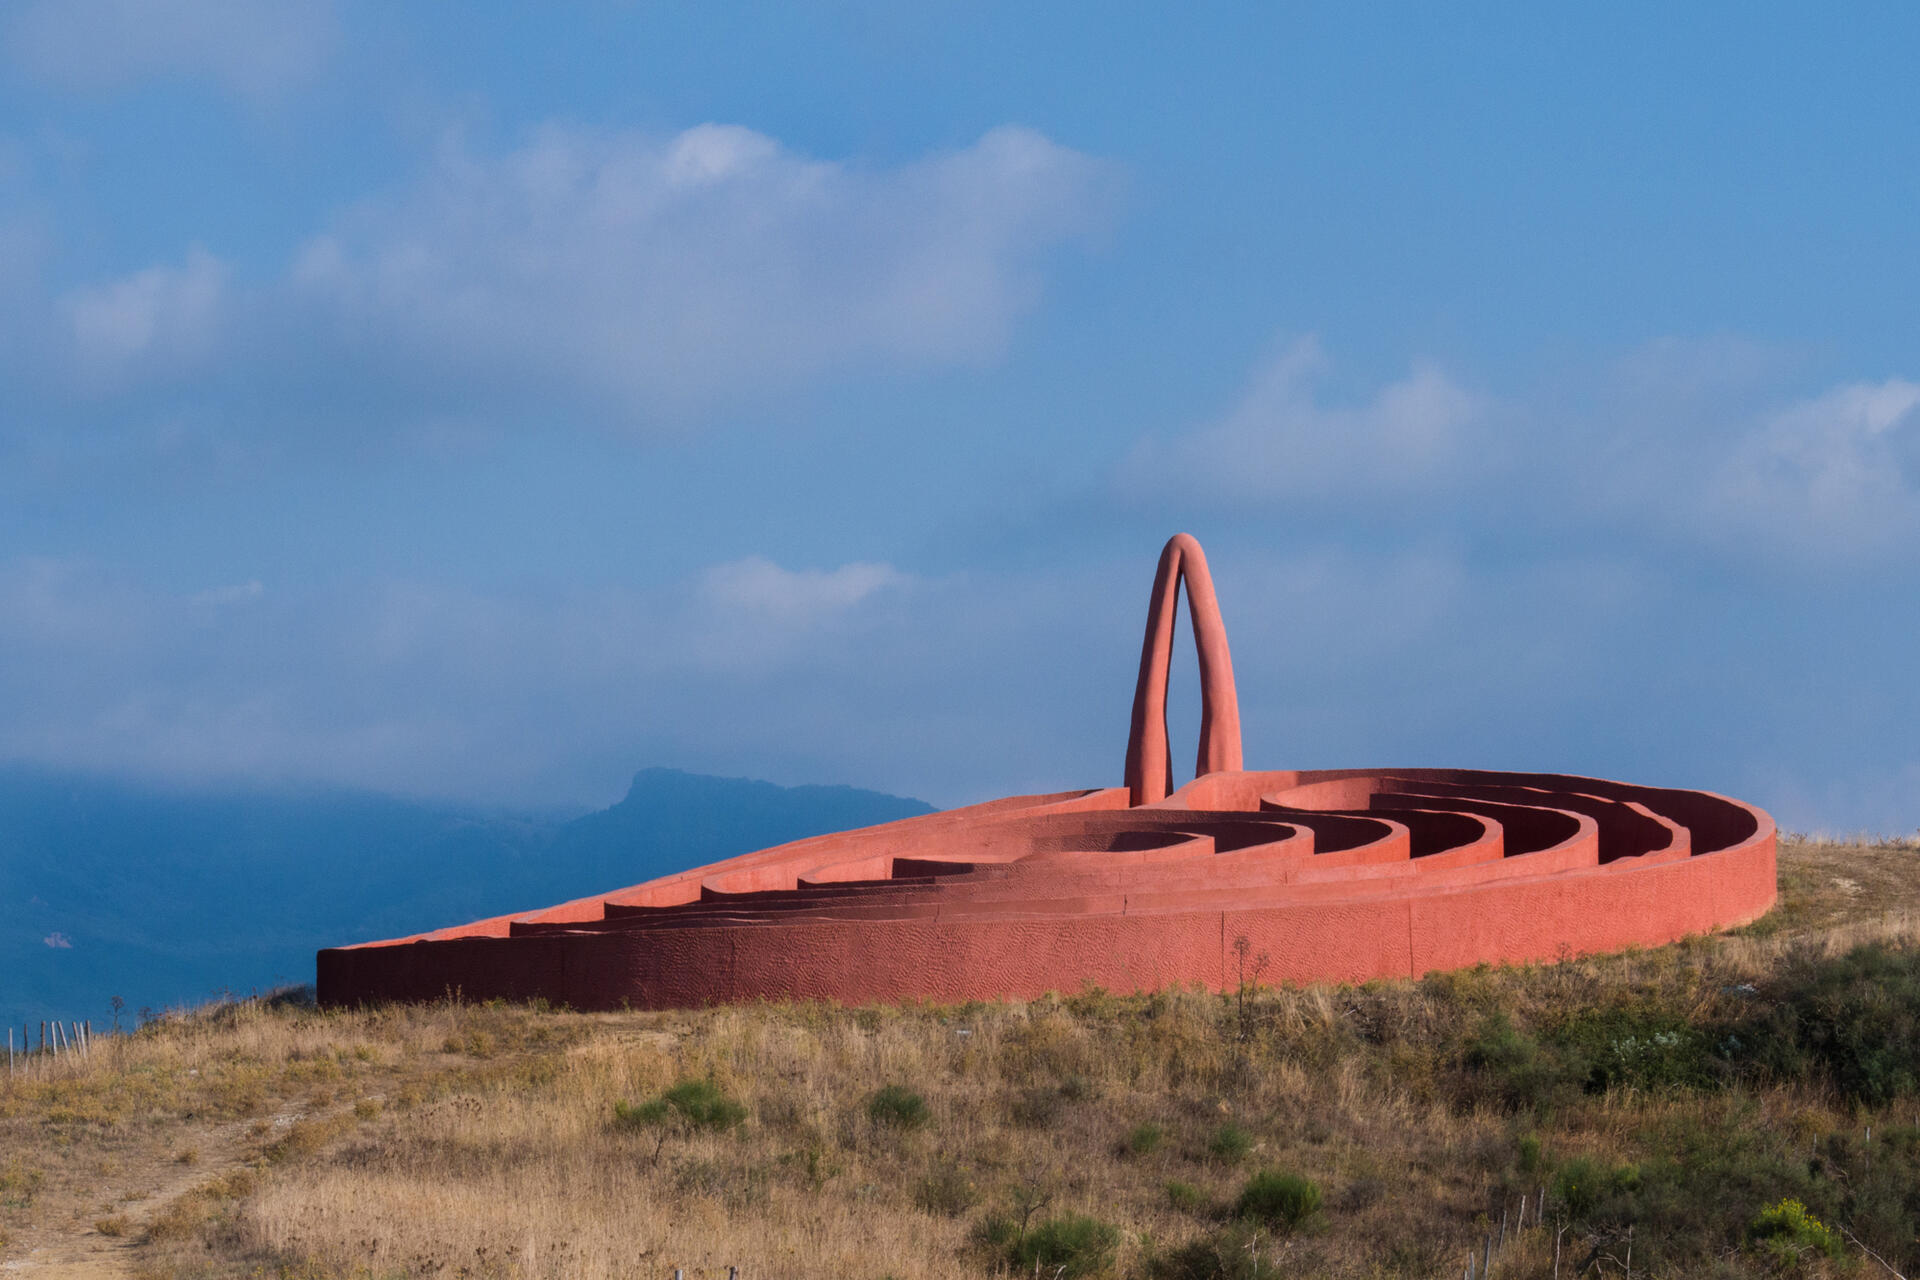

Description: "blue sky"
2 1 1917 832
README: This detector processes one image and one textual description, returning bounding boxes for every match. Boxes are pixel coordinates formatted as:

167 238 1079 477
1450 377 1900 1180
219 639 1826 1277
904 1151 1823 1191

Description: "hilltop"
4 836 1919 1279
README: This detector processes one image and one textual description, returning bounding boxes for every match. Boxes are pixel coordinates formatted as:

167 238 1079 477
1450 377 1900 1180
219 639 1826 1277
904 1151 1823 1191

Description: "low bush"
866 1084 930 1130
1004 1213 1120 1278
1165 1179 1205 1213
1450 943 1920 1113
1124 1122 1165 1156
613 1078 746 1132
1737 941 1920 1106
1463 1012 1576 1111
1236 1169 1321 1232
1207 1121 1253 1164
1148 1223 1263 1280
1553 1155 1640 1222
1553 1007 1719 1093
1832 1125 1920 1274
1749 1197 1842 1262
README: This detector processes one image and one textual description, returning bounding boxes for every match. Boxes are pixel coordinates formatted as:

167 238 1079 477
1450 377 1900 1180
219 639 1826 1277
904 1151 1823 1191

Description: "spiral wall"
318 537 1775 1010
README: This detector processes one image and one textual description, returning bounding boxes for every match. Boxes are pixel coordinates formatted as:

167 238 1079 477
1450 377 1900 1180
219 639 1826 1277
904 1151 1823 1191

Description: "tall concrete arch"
1124 533 1245 806
319 534 1777 1013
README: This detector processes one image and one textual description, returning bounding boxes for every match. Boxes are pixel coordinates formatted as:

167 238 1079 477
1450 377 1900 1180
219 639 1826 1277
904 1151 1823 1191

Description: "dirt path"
1 1001 610 1280
2 1113 300 1278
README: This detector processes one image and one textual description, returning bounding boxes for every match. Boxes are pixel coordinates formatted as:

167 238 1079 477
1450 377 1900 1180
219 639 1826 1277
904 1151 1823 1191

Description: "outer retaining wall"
318 768 1776 1010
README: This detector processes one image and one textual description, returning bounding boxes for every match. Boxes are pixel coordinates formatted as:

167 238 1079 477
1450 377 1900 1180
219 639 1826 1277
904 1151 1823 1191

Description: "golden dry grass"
3 835 1918 1280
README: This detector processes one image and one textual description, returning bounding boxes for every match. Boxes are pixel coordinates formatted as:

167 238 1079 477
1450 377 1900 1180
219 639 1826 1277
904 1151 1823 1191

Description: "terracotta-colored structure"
318 535 1776 1010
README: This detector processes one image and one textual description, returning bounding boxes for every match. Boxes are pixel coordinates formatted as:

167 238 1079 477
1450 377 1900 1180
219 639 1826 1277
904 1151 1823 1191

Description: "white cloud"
58 247 228 385
189 580 264 607
1702 378 1920 559
1118 336 1482 503
683 558 915 677
699 558 907 626
7 0 336 100
288 123 1113 421
1121 335 1920 571
0 123 1110 448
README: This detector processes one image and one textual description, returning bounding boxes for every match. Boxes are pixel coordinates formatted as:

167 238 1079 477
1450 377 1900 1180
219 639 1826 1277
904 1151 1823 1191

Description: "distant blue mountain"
0 765 932 1030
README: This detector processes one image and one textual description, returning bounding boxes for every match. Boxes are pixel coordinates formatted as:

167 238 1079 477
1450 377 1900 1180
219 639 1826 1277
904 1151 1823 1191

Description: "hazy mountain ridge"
0 765 933 1029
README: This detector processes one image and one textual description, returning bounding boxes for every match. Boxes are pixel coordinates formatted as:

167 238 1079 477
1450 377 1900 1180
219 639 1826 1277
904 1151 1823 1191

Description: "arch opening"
1123 533 1245 806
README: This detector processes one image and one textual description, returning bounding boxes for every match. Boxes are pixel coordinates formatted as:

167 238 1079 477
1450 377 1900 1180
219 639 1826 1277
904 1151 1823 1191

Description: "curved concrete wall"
317 538 1776 1011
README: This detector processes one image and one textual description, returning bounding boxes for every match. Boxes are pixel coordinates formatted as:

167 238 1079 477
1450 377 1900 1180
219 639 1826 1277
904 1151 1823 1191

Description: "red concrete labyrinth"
317 534 1777 1010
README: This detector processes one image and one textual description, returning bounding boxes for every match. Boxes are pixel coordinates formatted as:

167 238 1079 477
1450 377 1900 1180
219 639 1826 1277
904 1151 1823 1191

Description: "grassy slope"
3 837 1920 1280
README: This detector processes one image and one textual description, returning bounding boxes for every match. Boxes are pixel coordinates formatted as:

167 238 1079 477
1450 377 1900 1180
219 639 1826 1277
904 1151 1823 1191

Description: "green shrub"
1458 945 1920 1110
1738 941 1920 1105
1148 1223 1262 1280
1553 1155 1640 1222
1464 1012 1573 1110
613 1078 746 1132
1008 1213 1120 1278
866 1084 931 1130
1553 1007 1719 1093
1207 1121 1253 1164
1125 1122 1165 1156
1555 1106 1862 1269
1165 1179 1205 1213
1235 1169 1322 1232
611 1097 670 1129
1749 1197 1842 1261
1837 1125 1920 1274
1466 1011 1540 1075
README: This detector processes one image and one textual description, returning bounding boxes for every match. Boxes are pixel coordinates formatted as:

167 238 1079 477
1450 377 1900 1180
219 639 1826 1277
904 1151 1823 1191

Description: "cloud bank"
6 123 1114 447
289 124 1112 420
1119 336 1482 502
1124 336 1920 572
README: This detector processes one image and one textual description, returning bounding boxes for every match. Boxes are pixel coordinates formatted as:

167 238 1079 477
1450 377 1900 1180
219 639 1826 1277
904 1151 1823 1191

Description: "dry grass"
3 835 1919 1280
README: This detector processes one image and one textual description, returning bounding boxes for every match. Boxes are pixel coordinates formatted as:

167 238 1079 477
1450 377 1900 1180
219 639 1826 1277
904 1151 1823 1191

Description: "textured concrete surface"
319 535 1776 1010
